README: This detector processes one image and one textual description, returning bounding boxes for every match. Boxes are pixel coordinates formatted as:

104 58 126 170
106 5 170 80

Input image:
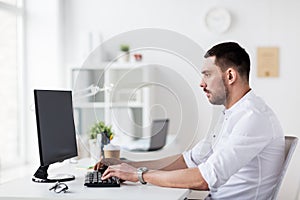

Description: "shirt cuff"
198 162 217 189
182 151 198 168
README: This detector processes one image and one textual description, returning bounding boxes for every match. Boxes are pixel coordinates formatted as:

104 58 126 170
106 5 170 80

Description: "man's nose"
200 79 206 88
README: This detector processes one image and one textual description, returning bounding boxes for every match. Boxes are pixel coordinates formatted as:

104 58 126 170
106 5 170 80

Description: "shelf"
71 61 149 143
74 102 144 109
108 62 148 69
72 62 148 71
74 102 106 108
109 102 144 108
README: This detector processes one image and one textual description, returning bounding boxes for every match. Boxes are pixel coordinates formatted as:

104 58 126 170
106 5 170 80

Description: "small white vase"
88 135 102 164
118 51 130 62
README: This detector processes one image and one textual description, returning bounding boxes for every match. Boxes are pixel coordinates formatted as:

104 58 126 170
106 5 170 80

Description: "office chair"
271 136 298 200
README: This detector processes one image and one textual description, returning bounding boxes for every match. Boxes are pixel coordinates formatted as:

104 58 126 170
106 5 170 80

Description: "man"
94 42 285 199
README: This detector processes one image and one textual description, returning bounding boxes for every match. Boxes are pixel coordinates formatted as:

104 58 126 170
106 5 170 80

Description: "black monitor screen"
34 90 78 166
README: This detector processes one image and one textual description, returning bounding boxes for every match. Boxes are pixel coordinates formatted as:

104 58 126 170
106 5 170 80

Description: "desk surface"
0 159 190 200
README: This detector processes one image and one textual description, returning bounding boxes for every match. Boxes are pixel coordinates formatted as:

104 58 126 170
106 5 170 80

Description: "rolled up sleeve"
183 149 198 168
183 139 214 168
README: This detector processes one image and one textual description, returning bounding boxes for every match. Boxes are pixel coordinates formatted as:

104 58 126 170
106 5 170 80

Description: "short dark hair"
204 42 250 82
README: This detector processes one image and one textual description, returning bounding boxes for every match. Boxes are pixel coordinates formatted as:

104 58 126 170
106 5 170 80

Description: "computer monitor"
32 90 78 183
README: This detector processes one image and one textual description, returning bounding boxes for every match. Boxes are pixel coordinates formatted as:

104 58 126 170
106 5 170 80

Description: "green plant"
120 44 130 52
89 121 114 141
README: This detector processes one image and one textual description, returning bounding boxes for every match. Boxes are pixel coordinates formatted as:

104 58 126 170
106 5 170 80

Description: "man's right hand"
94 157 123 170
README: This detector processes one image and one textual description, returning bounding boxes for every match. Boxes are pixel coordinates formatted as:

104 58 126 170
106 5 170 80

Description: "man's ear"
226 68 237 84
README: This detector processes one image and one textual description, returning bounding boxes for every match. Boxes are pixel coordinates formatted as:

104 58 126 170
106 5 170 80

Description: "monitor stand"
32 165 75 183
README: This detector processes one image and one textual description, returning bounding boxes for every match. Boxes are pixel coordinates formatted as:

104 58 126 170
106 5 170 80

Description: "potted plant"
88 121 114 162
119 44 130 62
89 121 114 141
120 44 129 52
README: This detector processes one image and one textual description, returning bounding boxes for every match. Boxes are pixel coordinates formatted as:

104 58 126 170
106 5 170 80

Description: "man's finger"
101 172 113 180
102 165 112 177
94 156 105 170
101 168 114 180
93 163 99 170
94 162 102 170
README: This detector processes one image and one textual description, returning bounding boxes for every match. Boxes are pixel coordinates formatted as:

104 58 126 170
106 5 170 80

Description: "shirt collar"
223 89 254 117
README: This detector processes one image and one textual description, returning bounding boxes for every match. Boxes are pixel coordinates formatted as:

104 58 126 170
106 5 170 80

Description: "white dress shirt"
183 91 285 200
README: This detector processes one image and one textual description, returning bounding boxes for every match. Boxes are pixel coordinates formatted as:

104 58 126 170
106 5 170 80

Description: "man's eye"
201 72 211 79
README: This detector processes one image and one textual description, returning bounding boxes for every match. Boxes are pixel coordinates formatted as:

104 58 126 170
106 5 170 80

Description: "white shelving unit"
71 62 151 142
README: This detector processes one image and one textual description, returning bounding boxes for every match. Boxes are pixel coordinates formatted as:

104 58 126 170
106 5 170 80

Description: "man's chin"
208 99 223 106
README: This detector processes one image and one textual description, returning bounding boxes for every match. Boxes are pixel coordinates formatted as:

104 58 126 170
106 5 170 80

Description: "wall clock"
205 7 231 33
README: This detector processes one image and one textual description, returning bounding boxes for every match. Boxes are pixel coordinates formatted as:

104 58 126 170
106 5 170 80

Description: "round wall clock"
205 7 231 33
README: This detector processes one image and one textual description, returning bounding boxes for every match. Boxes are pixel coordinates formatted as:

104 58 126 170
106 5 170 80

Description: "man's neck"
225 86 251 109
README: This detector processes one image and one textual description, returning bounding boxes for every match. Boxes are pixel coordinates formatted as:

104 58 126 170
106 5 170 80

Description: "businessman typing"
94 42 285 199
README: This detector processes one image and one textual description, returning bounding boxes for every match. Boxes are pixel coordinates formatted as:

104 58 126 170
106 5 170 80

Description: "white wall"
24 0 66 166
25 0 300 199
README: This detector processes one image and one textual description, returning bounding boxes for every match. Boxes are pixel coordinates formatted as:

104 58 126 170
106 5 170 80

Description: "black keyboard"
84 168 120 187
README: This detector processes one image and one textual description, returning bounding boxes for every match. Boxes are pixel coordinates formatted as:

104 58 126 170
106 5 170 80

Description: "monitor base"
32 174 75 183
32 165 75 183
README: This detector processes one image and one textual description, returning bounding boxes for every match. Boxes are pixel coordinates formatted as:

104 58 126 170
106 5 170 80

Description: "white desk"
0 159 190 200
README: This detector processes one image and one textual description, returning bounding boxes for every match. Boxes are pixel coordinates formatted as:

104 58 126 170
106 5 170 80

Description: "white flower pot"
88 134 102 164
118 51 130 62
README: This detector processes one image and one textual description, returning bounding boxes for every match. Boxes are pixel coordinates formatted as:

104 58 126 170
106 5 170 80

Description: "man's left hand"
101 163 139 183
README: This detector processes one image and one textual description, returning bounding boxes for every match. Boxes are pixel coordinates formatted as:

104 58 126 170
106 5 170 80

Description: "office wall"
24 0 66 166
25 0 300 199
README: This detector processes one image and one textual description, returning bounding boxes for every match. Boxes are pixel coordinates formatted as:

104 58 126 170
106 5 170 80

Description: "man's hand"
101 163 139 183
93 158 123 170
